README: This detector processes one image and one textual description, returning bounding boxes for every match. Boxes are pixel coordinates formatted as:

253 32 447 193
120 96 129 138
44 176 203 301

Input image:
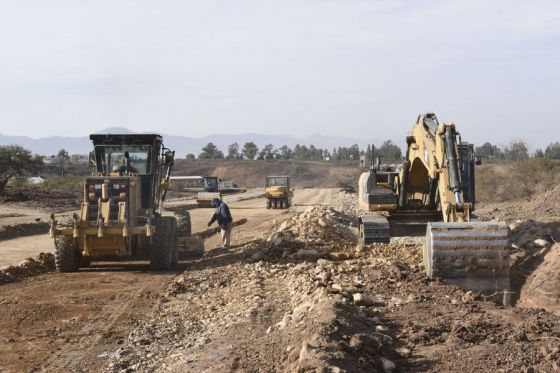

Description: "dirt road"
0 188 338 372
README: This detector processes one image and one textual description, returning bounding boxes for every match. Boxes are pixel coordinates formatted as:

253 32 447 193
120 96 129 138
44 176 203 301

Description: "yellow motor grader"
49 133 196 272
358 113 510 302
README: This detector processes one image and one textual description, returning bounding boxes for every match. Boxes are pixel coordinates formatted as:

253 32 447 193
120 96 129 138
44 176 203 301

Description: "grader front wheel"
150 216 178 271
54 236 80 273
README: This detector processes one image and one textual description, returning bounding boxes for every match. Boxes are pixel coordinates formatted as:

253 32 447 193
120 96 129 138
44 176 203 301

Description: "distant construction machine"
265 176 292 209
357 113 510 302
169 175 222 208
49 134 199 272
195 176 222 208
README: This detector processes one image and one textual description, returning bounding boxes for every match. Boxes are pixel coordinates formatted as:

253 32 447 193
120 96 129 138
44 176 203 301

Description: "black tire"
285 199 290 208
183 211 192 237
80 256 91 268
171 218 178 267
279 200 284 209
273 200 278 209
150 216 176 271
175 208 192 237
266 199 271 209
55 236 80 272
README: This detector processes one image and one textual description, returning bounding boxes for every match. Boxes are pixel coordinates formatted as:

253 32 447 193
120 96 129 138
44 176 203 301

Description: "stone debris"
0 253 55 284
103 191 560 373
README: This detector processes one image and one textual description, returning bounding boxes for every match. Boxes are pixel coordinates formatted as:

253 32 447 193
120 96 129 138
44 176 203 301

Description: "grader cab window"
266 177 288 186
96 146 152 175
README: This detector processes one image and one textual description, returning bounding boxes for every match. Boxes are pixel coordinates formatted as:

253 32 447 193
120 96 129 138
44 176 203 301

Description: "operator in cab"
208 198 233 249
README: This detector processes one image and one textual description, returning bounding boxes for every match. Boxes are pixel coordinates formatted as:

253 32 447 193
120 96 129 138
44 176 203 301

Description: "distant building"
26 176 45 184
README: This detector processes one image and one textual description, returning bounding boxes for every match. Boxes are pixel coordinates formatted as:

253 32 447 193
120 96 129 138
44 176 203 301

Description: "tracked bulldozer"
49 134 199 272
358 114 510 302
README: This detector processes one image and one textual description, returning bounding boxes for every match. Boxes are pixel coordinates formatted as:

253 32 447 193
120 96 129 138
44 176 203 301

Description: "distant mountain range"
0 127 396 156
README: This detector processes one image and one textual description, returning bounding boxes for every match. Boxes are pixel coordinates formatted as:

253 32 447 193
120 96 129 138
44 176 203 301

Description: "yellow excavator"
358 113 510 302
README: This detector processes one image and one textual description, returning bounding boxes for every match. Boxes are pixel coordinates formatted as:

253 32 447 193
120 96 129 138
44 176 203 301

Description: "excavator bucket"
424 221 510 304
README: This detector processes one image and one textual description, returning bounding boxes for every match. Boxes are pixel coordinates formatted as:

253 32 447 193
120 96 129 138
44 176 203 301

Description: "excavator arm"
404 113 510 304
403 114 472 222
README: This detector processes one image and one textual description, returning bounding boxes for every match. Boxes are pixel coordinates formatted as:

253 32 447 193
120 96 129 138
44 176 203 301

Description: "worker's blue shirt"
210 202 232 227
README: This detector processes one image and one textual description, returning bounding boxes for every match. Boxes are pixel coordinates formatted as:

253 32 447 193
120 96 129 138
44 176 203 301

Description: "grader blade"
424 221 510 303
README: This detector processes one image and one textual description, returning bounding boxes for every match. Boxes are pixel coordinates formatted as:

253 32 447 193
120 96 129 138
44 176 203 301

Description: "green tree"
376 140 402 161
0 145 44 194
544 142 560 159
534 148 545 158
278 145 293 160
258 144 275 160
185 153 196 160
57 148 69 159
242 142 258 160
226 142 240 160
503 140 529 162
475 142 503 160
293 144 308 161
198 142 224 159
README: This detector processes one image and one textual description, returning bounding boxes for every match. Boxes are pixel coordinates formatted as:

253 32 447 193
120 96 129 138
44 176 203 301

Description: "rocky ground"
103 191 560 372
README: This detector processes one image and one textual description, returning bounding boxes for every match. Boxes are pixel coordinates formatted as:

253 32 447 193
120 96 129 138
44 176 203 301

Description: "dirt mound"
0 253 55 284
1 186 80 212
0 221 50 241
479 185 560 223
506 219 560 308
518 243 560 316
251 205 358 262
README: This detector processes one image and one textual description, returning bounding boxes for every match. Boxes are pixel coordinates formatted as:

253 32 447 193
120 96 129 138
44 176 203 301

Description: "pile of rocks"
0 253 55 284
333 190 359 218
251 205 357 262
267 259 399 372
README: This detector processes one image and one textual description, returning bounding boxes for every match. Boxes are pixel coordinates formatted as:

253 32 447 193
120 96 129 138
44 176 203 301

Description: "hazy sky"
0 0 559 148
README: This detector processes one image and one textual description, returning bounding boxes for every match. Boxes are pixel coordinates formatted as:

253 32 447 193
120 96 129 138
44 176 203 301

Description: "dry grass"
476 159 560 202
173 159 361 188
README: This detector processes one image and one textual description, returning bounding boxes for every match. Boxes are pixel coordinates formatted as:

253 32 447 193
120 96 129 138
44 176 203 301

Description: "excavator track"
358 215 390 244
424 221 510 303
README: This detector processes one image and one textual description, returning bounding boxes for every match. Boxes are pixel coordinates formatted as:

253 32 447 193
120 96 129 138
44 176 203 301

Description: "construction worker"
208 198 233 249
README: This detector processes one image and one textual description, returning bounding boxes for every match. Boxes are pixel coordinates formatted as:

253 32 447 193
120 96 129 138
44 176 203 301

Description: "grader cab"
49 134 188 272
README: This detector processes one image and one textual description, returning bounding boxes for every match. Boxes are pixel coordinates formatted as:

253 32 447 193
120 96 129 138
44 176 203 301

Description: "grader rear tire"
266 199 272 209
150 216 176 271
171 219 178 267
55 236 80 272
175 209 192 237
